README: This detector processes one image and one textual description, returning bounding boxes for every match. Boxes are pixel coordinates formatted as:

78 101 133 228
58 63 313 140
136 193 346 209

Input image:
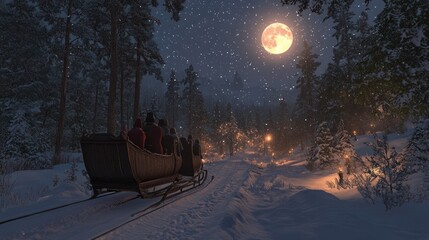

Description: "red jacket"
144 123 163 154
128 119 146 149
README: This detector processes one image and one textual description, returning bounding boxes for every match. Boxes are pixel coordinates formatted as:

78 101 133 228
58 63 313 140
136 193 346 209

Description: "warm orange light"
265 134 272 142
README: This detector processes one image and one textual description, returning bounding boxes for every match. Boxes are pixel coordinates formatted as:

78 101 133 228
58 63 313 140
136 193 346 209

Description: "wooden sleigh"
80 133 205 198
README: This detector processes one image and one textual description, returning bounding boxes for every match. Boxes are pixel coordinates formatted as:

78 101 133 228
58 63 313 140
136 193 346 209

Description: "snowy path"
2 152 429 240
0 157 259 240
103 158 256 239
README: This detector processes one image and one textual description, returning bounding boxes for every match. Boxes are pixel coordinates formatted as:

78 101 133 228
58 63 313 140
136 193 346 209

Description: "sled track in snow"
0 191 130 225
104 160 255 239
91 172 214 240
0 171 212 239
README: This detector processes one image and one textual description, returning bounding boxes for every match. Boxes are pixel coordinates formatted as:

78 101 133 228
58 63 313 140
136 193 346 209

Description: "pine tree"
78 1 111 133
192 89 207 138
218 106 239 156
125 1 165 121
279 0 371 16
165 70 181 127
2 111 51 170
0 1 51 100
359 1 429 121
402 120 429 199
307 122 337 170
349 8 374 133
316 0 358 131
106 0 186 134
0 1 56 167
209 101 224 154
275 98 290 151
40 0 76 165
356 134 412 210
294 40 320 141
67 78 94 148
333 120 357 173
181 65 206 137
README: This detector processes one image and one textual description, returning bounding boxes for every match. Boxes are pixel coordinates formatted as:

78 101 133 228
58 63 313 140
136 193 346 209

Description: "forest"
0 0 428 209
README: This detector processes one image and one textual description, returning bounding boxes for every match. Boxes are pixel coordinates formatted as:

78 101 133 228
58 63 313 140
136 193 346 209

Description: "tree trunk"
107 2 119 134
133 39 142 121
53 0 72 165
120 62 125 131
92 79 99 132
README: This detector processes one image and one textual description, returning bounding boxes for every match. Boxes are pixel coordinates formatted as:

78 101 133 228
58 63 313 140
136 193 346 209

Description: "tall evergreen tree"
106 0 186 134
274 98 290 151
317 0 358 131
181 65 206 137
165 70 181 127
359 0 429 122
294 40 320 141
125 1 165 122
0 1 54 167
44 0 75 165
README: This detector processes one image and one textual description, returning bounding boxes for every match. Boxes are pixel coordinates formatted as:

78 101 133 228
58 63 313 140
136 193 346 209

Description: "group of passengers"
127 112 201 158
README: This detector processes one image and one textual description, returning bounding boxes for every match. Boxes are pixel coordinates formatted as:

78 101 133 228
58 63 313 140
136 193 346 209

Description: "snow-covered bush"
356 134 412 210
65 161 78 182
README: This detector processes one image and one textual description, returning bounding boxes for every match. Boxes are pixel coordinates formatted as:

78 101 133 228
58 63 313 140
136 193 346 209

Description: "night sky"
149 0 382 101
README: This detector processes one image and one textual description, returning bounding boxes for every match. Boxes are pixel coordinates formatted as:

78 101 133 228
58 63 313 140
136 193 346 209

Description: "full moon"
261 22 293 55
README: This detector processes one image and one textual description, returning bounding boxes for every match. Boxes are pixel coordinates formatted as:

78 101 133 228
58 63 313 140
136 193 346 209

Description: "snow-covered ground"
1 132 429 240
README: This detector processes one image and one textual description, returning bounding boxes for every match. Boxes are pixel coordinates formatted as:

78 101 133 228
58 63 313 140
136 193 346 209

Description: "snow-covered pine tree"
402 120 429 200
333 120 358 173
2 111 51 171
0 1 56 165
307 121 337 170
356 134 412 210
